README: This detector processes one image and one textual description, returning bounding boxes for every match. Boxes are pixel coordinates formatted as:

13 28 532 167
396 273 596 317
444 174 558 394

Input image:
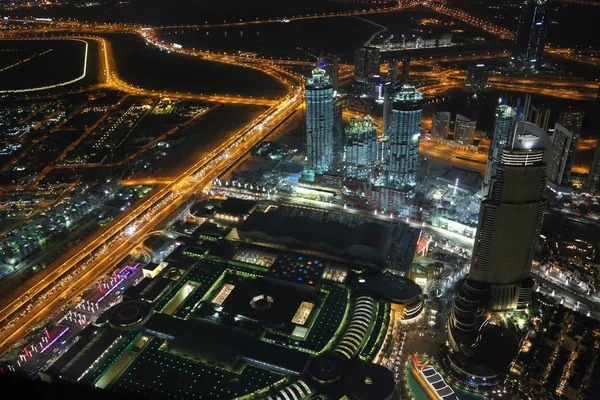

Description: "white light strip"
0 38 89 93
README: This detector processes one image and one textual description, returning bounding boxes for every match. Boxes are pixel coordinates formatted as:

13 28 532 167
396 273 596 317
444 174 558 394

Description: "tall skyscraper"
353 46 380 84
400 57 410 83
447 122 551 385
376 135 390 168
557 109 584 186
305 68 334 174
469 121 550 298
387 61 398 84
332 96 344 170
432 111 451 138
317 55 339 91
385 84 423 187
344 117 378 181
485 105 517 187
382 82 394 136
547 123 573 186
465 64 489 92
454 114 476 146
529 104 551 131
557 108 584 134
585 141 600 195
512 0 548 71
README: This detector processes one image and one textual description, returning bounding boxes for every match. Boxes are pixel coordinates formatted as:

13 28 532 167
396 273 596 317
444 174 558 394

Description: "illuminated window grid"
291 302 314 325
211 283 235 305
322 266 348 283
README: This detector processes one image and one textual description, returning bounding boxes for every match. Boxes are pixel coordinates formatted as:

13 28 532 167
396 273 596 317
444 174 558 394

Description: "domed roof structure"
107 299 153 331
345 363 397 400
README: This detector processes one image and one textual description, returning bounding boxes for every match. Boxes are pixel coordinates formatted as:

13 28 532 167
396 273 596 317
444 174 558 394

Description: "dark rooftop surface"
159 315 254 370
0 373 150 400
216 197 256 217
350 272 422 304
308 351 347 383
273 162 304 175
192 222 231 239
143 312 310 374
440 166 482 189
112 339 283 400
123 277 171 303
238 211 393 265
449 323 519 378
243 340 310 374
46 325 105 380
59 328 123 381
107 299 153 329
142 235 173 250
222 277 314 328
345 362 396 400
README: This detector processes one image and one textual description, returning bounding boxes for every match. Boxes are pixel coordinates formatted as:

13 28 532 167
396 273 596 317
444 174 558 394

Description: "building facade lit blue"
344 117 378 181
385 84 423 187
305 69 334 174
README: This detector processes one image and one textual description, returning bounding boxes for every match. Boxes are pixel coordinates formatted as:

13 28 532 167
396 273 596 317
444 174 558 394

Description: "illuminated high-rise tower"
353 46 380 84
305 69 334 174
465 64 489 92
447 122 551 385
512 0 548 71
454 114 476 146
547 123 573 186
557 108 584 135
485 104 517 188
557 108 585 186
385 84 422 187
317 55 339 91
344 117 378 181
586 141 600 195
469 122 551 305
432 111 451 139
528 104 551 131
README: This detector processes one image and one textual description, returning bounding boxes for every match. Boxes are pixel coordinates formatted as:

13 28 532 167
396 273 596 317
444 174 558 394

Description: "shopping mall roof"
274 161 304 175
350 272 422 305
238 211 393 265
345 362 397 400
143 312 310 374
215 198 256 217
45 326 122 382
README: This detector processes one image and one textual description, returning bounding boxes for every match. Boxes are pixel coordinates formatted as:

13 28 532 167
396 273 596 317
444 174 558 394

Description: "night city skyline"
1 1 600 400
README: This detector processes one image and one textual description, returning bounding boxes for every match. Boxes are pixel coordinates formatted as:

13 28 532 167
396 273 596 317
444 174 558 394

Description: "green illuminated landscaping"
112 340 285 399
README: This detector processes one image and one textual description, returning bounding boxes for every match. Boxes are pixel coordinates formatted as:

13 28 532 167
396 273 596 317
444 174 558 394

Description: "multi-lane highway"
1 0 598 356
0 86 302 352
0 33 304 352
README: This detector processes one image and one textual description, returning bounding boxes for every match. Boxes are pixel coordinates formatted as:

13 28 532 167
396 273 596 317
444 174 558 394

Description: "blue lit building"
317 55 339 91
305 69 334 175
512 0 548 71
385 84 423 187
344 117 378 181
353 46 380 84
